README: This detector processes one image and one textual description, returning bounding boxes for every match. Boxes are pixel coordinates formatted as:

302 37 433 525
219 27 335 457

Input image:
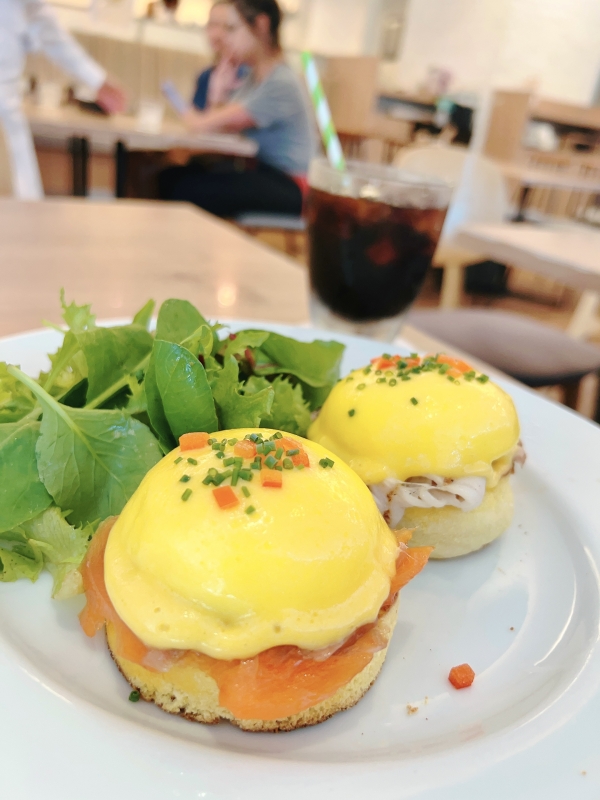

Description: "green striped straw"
301 51 346 172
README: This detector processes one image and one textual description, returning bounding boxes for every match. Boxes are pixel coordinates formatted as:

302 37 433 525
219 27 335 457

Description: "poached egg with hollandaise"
308 354 523 559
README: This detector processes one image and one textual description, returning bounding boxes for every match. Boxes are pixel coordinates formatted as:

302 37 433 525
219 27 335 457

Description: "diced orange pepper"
234 440 256 459
278 436 301 452
448 663 475 689
405 357 421 367
261 468 283 488
447 368 463 379
179 432 209 451
212 486 240 509
291 450 310 468
437 354 472 373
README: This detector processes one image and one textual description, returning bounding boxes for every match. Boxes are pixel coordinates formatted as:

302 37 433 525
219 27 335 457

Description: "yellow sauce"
104 429 397 660
308 368 520 485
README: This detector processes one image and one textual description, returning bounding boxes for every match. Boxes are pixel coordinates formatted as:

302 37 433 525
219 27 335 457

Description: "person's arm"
22 0 126 113
183 103 255 134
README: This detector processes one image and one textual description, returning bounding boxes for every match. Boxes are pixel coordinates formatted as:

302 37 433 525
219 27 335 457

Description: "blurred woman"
192 0 246 111
159 0 314 218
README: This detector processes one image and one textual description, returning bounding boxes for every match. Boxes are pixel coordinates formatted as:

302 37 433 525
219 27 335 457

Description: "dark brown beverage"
307 188 447 322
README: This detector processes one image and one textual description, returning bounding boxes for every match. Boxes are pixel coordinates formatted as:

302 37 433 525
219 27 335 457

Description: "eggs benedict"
308 355 524 559
78 428 431 732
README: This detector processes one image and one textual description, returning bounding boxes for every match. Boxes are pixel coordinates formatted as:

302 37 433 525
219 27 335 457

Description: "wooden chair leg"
561 377 583 410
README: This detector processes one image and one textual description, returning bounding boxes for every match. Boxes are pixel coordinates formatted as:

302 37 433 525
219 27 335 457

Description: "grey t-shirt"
234 62 315 176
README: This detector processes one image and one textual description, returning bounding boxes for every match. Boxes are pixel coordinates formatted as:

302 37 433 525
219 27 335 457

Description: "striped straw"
301 51 346 172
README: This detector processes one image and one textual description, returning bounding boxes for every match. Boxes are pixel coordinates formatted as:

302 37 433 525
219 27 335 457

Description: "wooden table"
0 196 494 384
455 219 600 337
26 104 258 198
0 198 304 337
496 161 600 221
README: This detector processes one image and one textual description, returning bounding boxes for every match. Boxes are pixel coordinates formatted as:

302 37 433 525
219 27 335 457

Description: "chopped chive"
283 458 293 470
221 438 227 446
410 397 418 406
410 352 418 359
274 465 283 471
286 448 300 456
398 360 407 369
265 454 278 469
239 469 252 481
179 474 191 483
216 451 225 459
263 441 275 454
231 467 240 486
296 463 305 470
212 443 221 451
389 379 397 386
447 375 455 382
248 433 259 442
245 506 256 515
439 364 450 374
207 438 216 445
251 462 261 470
382 353 391 359
401 376 411 381
272 432 283 439
256 442 265 454
477 374 490 383
181 488 193 502
223 457 235 466
345 376 354 382
357 383 366 390
376 377 386 384
363 366 372 374
375 370 383 376
187 458 198 465
228 438 238 446
202 476 214 485
348 409 356 417
129 690 141 703
174 457 183 464
242 486 251 498
319 458 334 468
275 447 284 460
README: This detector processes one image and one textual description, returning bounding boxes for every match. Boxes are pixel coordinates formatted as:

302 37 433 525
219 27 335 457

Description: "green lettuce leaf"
212 356 274 429
252 333 345 389
132 299 155 330
39 331 88 400
0 362 37 423
8 367 162 528
0 417 52 533
21 507 91 599
77 325 153 409
0 530 44 583
59 289 96 334
146 340 218 450
246 375 311 435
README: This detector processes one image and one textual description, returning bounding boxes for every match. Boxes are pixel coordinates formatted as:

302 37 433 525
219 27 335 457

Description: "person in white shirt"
0 0 126 199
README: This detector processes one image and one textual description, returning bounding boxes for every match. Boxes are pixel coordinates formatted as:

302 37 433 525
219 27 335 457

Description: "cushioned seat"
235 213 306 231
408 309 600 387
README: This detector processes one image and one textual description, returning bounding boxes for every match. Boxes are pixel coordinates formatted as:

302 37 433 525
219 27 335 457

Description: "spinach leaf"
8 368 162 528
77 325 153 409
155 299 211 345
132 299 155 330
212 356 273 429
0 530 43 583
252 333 345 388
0 418 52 533
22 507 91 599
0 362 37 423
147 341 218 448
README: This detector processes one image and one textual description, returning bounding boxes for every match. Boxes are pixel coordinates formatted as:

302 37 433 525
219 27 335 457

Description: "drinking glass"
306 158 452 341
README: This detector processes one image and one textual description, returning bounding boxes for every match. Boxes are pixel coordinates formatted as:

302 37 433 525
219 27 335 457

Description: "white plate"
1 322 600 800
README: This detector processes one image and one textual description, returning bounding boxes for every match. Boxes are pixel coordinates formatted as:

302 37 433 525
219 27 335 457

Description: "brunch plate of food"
1 296 599 800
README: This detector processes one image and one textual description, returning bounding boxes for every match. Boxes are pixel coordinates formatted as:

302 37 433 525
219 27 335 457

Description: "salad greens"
0 294 344 597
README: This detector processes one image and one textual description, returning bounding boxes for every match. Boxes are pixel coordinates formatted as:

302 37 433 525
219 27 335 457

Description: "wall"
393 0 600 104
304 0 383 57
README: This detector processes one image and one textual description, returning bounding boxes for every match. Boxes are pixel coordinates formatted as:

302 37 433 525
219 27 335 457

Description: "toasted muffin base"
107 599 399 733
401 476 514 559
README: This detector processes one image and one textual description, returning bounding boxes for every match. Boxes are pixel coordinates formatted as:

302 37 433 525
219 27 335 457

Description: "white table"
496 161 600 221
26 104 258 197
455 220 600 337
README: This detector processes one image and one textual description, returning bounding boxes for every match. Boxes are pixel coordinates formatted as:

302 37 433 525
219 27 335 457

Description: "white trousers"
0 80 43 200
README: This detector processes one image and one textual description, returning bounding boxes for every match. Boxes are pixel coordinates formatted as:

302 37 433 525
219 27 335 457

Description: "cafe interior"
2 0 600 422
5 1 600 790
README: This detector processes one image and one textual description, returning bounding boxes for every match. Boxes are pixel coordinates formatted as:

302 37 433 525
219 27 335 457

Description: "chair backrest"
318 56 379 136
394 144 510 242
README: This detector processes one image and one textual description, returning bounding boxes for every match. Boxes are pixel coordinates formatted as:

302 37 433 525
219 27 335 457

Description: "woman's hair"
231 0 282 49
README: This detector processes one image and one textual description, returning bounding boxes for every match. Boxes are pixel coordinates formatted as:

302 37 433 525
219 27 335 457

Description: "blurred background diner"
2 0 600 422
